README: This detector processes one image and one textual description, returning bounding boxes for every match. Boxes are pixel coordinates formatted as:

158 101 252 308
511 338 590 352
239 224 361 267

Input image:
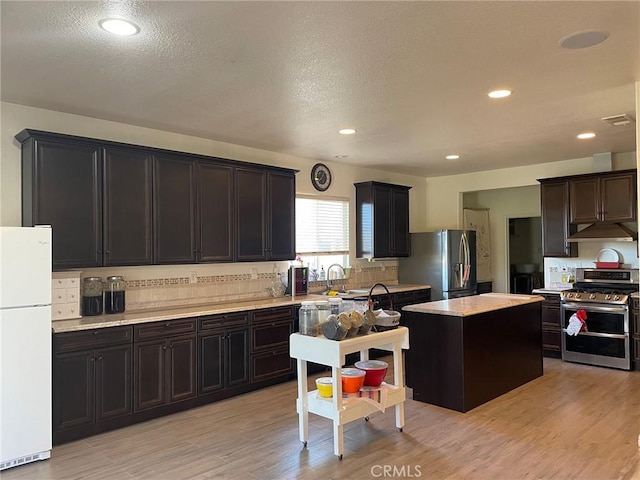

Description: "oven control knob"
605 294 611 300
575 293 581 299
589 293 596 300
614 295 621 301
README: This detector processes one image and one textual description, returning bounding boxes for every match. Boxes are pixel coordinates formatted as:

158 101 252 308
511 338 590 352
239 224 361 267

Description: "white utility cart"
289 326 409 459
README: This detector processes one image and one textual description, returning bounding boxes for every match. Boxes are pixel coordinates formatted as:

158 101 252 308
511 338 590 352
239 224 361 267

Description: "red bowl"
354 360 388 387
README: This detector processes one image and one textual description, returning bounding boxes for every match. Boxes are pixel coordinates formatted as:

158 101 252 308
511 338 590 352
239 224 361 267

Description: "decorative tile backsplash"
121 265 399 311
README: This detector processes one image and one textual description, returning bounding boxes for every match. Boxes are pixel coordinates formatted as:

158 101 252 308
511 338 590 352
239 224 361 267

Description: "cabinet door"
392 188 410 256
103 147 153 266
153 155 197 264
373 185 393 257
197 162 234 262
95 344 132 422
226 328 250 388
166 335 197 403
236 167 267 261
569 177 600 224
601 173 636 222
25 138 102 269
53 350 94 430
540 180 576 257
134 340 165 411
199 332 224 394
268 171 296 260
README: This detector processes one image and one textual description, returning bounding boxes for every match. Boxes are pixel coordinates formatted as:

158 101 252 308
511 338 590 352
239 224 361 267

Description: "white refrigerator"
0 226 52 470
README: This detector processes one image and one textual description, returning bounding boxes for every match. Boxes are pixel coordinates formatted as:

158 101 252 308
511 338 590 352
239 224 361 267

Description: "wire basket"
373 309 401 331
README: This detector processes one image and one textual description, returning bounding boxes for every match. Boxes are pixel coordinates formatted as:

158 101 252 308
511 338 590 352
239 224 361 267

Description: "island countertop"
402 292 543 317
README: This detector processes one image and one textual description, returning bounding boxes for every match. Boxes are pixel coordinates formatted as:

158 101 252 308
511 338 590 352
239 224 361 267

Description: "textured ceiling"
1 1 638 177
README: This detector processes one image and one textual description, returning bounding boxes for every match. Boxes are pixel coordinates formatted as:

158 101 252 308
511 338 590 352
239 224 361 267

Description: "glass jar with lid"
104 276 126 314
315 300 330 325
299 301 319 336
328 297 343 315
82 277 103 316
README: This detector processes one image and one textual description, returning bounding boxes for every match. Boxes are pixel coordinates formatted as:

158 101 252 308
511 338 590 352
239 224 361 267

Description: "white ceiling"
1 1 638 177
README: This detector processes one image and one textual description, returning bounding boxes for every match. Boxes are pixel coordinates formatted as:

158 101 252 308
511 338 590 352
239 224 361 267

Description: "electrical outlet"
189 271 198 284
251 268 258 280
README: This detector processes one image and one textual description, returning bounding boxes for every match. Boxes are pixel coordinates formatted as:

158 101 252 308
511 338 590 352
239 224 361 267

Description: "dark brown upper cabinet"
538 179 577 257
153 155 197 264
355 181 411 259
103 147 153 266
197 163 234 262
19 132 103 269
235 167 296 262
569 170 637 224
17 129 297 268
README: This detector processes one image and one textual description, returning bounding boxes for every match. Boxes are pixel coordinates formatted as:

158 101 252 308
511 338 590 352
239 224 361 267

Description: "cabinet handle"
93 331 98 335
97 250 102 254
97 356 102 361
169 344 174 349
90 357 95 362
163 345 167 350
105 250 110 254
165 323 170 327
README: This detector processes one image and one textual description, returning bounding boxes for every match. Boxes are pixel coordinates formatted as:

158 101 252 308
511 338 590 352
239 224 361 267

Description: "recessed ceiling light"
488 90 512 99
99 18 140 36
334 155 349 159
338 128 356 135
559 30 609 49
446 155 460 160
577 132 596 139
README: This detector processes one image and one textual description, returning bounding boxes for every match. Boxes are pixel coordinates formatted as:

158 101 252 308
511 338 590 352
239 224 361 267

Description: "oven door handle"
561 328 628 339
561 303 629 314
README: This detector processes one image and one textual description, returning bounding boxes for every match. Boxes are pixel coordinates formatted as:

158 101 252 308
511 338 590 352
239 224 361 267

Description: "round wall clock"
311 163 332 191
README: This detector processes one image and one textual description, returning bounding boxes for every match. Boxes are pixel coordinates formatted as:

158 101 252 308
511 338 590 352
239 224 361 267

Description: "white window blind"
296 197 349 255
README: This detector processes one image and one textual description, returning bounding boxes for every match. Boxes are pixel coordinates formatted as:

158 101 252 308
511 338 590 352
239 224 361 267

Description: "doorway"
507 217 543 294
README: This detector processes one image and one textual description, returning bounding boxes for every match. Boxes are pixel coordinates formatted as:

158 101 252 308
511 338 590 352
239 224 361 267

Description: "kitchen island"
401 293 544 413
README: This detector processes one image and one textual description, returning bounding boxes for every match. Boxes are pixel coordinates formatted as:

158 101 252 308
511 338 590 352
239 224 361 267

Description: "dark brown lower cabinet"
250 306 295 383
541 293 562 358
53 326 132 443
198 313 250 394
134 330 197 411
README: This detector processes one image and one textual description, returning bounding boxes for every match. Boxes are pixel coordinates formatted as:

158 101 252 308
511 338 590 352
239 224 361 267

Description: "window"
295 195 349 279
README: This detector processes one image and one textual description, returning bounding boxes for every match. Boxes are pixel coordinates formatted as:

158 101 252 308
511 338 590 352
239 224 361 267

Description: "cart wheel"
339 454 343 461
399 427 403 432
364 416 369 422
303 441 307 448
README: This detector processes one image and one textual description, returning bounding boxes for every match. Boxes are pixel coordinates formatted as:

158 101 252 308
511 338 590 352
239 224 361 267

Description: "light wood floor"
4 357 640 480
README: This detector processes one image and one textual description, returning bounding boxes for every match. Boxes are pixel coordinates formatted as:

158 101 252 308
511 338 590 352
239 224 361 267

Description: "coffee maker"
285 266 308 294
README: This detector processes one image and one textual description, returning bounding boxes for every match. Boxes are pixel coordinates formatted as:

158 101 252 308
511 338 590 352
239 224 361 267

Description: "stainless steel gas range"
560 268 639 370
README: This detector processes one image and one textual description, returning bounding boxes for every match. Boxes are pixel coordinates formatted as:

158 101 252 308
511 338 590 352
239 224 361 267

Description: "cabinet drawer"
199 312 248 331
55 326 132 353
251 319 293 353
251 347 293 383
52 290 68 304
134 318 197 341
542 328 561 351
413 289 431 303
541 294 561 305
52 303 81 320
252 306 294 324
632 298 639 310
393 292 414 306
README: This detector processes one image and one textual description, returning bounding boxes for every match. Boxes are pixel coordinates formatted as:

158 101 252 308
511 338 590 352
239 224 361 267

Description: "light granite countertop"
531 288 568 295
402 292 544 317
52 283 431 333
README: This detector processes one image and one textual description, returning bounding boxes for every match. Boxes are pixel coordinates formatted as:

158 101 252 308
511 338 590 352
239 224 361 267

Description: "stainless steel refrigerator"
398 230 477 300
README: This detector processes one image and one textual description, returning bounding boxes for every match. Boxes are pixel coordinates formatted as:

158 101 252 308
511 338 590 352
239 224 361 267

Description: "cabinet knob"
163 345 167 350
90 357 95 362
105 250 110 254
97 250 102 254
169 344 174 349
165 323 170 327
97 356 102 361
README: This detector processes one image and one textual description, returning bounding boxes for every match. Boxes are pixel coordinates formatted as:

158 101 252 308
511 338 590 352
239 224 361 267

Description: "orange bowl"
341 368 365 393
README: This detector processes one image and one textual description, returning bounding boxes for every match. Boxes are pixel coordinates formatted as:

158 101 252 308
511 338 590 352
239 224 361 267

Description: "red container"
354 360 388 387
595 262 620 269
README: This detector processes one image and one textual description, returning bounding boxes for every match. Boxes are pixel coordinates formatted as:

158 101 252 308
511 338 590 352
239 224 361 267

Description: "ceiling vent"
601 114 635 127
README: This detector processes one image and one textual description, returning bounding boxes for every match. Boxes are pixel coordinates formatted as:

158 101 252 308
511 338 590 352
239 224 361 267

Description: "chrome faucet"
326 264 346 292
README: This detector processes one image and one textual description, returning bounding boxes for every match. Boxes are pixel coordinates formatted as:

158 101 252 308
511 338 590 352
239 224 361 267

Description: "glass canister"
299 301 319 336
104 276 126 314
328 297 343 315
315 300 330 325
82 277 103 316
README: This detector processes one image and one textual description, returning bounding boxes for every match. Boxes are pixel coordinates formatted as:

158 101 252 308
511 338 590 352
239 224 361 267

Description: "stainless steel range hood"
565 222 637 242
